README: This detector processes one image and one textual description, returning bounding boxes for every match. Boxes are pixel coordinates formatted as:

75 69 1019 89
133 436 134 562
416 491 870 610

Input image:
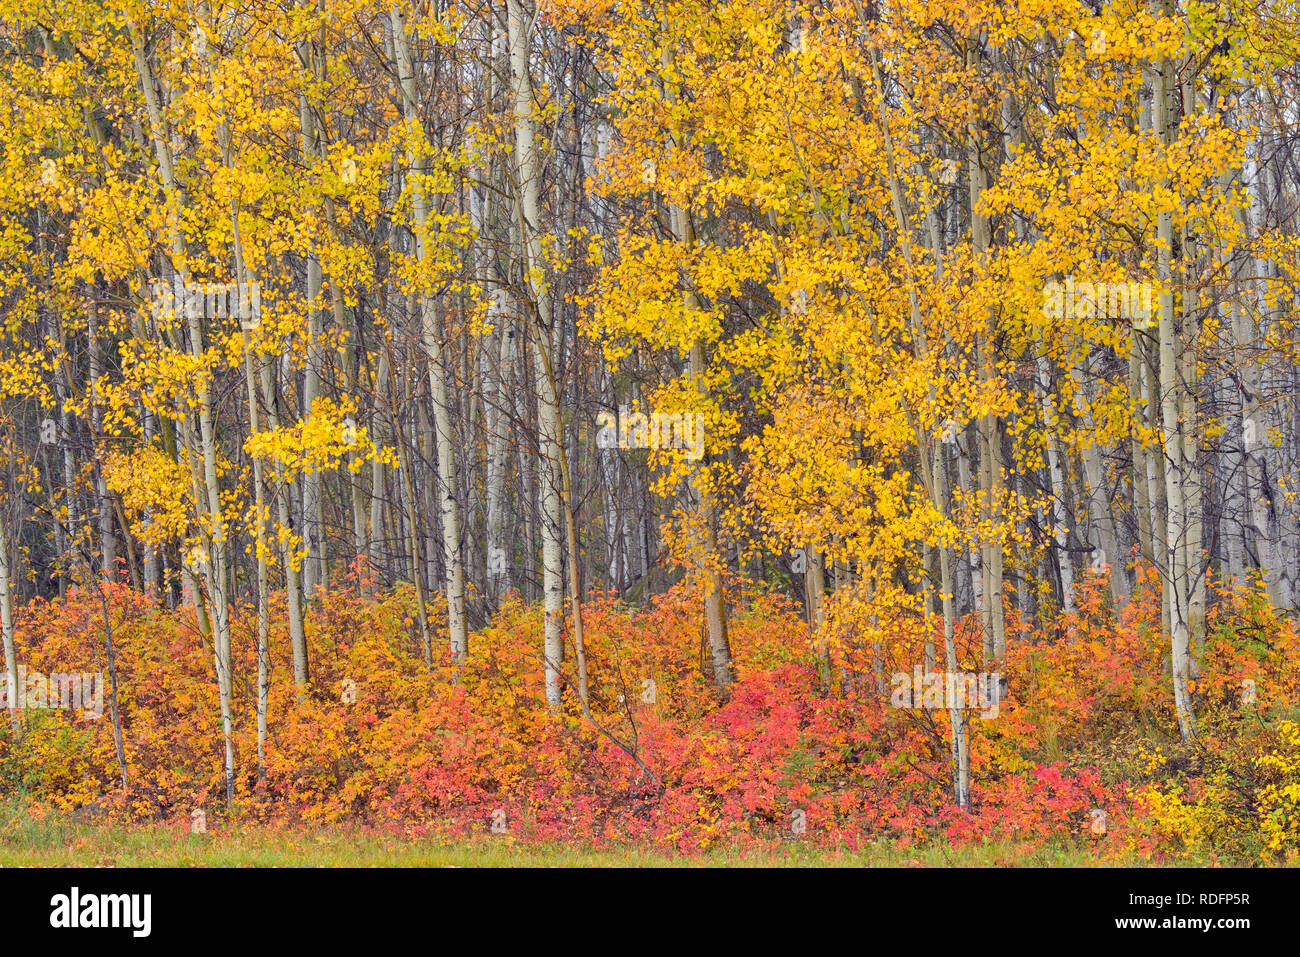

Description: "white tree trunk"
507 0 566 707
391 6 469 662
1156 23 1197 741
0 508 19 734
1036 356 1075 611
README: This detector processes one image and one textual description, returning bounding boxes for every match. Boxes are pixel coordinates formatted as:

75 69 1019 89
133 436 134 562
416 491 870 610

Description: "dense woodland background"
2 0 1300 858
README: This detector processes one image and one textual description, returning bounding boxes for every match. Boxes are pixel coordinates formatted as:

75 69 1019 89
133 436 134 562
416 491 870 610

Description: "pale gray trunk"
0 508 18 734
955 425 982 617
1036 356 1075 611
390 6 469 662
1155 22 1197 740
934 446 968 808
868 40 966 804
87 302 117 582
507 0 565 706
966 39 1005 668
1129 336 1156 572
130 16 235 791
1073 355 1128 603
368 346 392 584
245 327 270 777
298 26 326 600
261 346 309 688
485 307 516 600
425 308 469 661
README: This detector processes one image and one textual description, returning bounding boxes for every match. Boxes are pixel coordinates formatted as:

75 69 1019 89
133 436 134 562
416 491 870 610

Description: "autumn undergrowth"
0 799 1144 867
1 565 1299 866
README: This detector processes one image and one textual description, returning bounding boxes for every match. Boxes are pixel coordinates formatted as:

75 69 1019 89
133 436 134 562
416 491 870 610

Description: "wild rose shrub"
1 566 1297 861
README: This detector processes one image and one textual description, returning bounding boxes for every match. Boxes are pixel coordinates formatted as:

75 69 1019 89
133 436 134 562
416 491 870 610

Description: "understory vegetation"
3 571 1299 864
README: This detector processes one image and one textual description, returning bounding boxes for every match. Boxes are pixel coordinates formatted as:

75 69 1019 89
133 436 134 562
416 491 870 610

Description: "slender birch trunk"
391 5 469 662
130 14 235 798
507 0 566 707
1155 12 1197 740
966 34 1005 672
868 42 968 806
0 508 19 734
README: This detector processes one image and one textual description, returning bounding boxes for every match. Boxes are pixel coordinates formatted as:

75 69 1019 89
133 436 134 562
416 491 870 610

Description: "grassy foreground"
0 802 1155 867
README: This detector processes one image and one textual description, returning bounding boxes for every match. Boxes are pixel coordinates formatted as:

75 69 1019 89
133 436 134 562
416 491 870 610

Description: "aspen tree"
507 0 566 707
391 2 469 662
